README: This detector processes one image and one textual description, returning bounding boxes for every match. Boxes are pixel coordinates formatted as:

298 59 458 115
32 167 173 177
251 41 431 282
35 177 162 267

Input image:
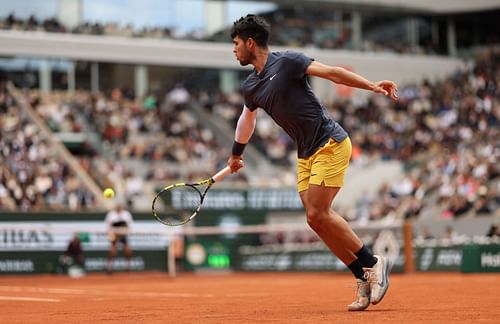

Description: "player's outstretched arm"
228 106 257 173
306 61 398 100
235 106 257 144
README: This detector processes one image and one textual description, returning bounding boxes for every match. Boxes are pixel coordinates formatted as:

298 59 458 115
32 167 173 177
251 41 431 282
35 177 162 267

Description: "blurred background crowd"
2 4 499 55
1 49 498 220
0 1 498 234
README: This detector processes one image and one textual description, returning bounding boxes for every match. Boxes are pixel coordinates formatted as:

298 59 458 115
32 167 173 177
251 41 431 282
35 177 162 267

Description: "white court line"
0 286 86 295
0 296 61 302
0 286 215 298
0 286 266 299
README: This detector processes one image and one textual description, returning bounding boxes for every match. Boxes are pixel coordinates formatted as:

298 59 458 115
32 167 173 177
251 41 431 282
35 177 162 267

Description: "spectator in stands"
486 223 499 237
420 225 435 240
440 225 459 241
227 14 397 311
446 194 473 219
0 182 15 210
474 184 493 215
164 83 190 110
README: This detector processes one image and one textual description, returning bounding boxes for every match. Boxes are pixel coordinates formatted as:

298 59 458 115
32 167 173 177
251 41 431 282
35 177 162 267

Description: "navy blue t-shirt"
242 51 348 158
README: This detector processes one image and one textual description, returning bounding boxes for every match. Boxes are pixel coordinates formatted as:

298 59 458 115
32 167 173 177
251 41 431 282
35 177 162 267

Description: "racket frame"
152 167 232 226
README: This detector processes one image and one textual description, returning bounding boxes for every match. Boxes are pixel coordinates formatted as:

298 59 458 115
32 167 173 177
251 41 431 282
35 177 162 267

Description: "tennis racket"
152 166 233 226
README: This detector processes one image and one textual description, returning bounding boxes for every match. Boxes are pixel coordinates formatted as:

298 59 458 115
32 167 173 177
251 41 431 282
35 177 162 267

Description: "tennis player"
227 14 398 311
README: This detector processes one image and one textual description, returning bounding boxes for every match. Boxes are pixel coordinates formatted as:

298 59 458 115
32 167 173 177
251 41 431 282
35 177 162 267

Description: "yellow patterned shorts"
297 137 352 192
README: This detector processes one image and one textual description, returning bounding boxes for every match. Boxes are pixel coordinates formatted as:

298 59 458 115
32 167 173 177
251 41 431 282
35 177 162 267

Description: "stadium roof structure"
236 0 500 14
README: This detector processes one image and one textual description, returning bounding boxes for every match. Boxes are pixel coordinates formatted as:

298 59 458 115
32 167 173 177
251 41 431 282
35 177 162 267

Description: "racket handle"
212 166 233 183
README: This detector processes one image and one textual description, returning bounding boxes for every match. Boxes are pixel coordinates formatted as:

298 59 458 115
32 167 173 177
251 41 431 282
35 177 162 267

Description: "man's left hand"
374 80 398 100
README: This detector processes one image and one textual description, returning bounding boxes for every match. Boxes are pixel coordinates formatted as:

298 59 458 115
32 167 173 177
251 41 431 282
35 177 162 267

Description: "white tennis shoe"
347 279 371 311
364 255 392 305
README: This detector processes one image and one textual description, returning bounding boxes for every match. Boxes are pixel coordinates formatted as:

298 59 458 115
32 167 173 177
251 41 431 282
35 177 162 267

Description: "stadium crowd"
0 13 199 40
0 80 96 211
20 82 232 209
346 50 499 222
210 8 444 54
203 50 500 221
1 39 498 219
2 12 443 54
35 85 223 169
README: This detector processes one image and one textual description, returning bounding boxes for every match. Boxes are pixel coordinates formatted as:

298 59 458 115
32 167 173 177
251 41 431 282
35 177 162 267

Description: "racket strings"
153 184 205 226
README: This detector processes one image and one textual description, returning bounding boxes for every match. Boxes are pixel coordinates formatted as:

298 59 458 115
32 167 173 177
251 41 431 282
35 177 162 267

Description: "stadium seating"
0 81 96 210
1 8 498 220
219 48 498 222
0 12 453 54
2 49 497 218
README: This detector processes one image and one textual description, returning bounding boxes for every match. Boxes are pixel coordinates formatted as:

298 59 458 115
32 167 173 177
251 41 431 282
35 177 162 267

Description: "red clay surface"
0 272 498 323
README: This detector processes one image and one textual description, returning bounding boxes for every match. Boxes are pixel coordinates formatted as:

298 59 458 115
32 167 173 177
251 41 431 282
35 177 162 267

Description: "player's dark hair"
230 14 270 48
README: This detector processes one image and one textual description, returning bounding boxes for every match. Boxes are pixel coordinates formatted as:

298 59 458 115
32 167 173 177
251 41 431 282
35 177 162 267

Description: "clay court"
0 272 498 323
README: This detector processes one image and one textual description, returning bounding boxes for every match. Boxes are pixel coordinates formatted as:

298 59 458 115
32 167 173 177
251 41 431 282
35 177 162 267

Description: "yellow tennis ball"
103 188 115 199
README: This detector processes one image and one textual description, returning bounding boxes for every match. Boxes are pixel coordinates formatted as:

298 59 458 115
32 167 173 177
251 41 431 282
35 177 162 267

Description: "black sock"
347 259 366 281
354 245 378 268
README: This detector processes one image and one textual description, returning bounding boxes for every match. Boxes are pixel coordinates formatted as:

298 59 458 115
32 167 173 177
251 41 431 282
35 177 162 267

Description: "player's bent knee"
306 209 328 229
